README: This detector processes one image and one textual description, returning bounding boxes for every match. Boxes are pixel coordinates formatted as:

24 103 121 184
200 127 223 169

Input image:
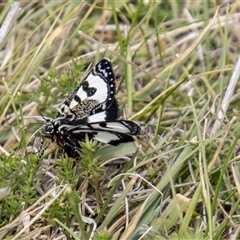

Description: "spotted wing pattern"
42 58 141 157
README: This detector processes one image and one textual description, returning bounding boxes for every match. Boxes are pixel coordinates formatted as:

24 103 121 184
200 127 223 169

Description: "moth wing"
68 120 141 145
57 58 117 121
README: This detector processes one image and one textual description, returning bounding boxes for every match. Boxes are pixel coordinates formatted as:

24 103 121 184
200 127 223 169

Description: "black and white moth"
42 58 141 158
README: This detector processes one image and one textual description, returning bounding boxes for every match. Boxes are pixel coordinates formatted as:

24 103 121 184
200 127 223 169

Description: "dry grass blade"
0 1 21 45
211 56 240 136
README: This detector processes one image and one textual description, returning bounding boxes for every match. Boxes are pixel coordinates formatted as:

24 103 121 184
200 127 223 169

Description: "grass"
1 1 240 239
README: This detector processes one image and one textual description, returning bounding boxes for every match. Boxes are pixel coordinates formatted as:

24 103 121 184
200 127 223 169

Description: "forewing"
57 58 117 121
87 98 118 123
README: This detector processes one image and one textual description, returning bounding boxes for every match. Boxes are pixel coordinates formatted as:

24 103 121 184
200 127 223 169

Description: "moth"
41 58 141 158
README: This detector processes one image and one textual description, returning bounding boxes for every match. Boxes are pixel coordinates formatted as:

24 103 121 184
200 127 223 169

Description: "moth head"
42 120 55 139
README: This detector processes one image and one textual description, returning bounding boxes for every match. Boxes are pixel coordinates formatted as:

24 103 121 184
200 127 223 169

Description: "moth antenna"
23 115 52 122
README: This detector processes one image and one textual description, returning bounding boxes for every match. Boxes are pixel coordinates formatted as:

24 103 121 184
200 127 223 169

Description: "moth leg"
37 136 57 161
37 135 47 162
